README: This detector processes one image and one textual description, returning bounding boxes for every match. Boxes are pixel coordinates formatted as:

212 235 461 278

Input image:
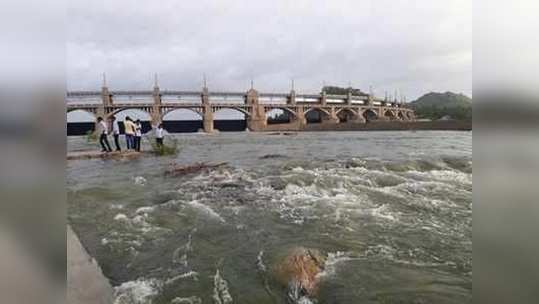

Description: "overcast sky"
67 0 471 101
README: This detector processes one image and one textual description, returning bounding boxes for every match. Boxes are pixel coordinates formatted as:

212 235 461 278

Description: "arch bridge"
66 84 415 133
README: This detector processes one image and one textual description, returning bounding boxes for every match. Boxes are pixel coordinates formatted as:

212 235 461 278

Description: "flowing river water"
67 131 472 304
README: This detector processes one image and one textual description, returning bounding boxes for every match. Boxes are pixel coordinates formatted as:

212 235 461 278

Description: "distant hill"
410 92 472 121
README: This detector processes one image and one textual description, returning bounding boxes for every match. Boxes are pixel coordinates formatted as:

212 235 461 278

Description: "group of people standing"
121 116 142 151
96 116 165 153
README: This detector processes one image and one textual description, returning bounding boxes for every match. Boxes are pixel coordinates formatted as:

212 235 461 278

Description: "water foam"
133 176 147 186
317 251 353 278
287 280 314 304
165 271 199 285
135 206 155 214
256 250 266 272
113 278 161 304
404 169 471 185
170 296 202 304
367 204 397 221
114 213 128 221
212 269 233 304
187 200 226 223
173 232 194 266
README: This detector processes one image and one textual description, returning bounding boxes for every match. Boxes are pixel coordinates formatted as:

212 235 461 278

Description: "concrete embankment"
67 225 114 304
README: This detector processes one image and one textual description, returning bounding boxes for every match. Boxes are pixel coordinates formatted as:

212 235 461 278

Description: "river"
67 131 472 304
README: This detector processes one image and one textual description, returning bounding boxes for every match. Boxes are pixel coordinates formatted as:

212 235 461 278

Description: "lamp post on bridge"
344 81 353 105
101 73 112 106
287 79 296 105
151 73 162 125
201 74 214 133
98 73 112 120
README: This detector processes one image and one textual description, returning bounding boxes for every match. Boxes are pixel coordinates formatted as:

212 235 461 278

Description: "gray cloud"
67 0 471 100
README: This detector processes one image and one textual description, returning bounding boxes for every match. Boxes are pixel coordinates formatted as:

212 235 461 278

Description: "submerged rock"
259 154 288 159
273 247 326 303
165 162 228 177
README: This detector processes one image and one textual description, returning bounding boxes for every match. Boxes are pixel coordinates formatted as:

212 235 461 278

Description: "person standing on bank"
96 117 112 152
124 116 136 150
110 116 121 151
155 123 165 148
134 119 142 152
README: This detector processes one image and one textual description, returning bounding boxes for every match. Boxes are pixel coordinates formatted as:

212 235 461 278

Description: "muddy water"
67 131 472 304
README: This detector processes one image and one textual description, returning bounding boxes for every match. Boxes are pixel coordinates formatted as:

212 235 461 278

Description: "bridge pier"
203 106 214 133
246 104 267 131
95 105 106 119
322 108 339 125
352 116 366 124
295 106 307 127
349 112 366 124
150 110 162 126
377 107 389 121
352 107 366 123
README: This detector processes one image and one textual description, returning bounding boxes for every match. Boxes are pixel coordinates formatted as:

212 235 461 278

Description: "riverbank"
67 225 114 304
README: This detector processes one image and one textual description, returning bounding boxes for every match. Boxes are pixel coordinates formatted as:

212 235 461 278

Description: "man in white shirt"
110 116 121 151
134 119 142 152
155 123 165 147
96 117 112 152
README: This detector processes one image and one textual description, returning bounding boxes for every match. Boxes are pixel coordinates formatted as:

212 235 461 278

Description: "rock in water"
273 247 326 303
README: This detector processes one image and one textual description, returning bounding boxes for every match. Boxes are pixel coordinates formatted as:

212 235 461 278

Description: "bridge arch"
362 109 378 122
162 108 203 120
304 107 331 117
265 107 297 124
213 108 248 132
335 108 359 116
397 111 405 120
336 108 359 123
108 108 153 134
383 109 397 120
66 109 96 122
162 108 203 133
266 106 297 118
213 106 251 118
304 107 330 124
109 108 152 120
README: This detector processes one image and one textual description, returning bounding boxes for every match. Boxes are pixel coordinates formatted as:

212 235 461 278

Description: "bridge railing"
161 90 204 96
66 91 101 97
111 90 153 96
65 90 411 109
